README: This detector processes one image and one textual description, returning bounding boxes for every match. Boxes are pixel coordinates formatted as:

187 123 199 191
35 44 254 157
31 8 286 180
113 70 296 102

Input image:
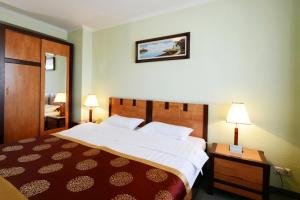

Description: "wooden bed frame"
109 97 208 141
109 97 209 197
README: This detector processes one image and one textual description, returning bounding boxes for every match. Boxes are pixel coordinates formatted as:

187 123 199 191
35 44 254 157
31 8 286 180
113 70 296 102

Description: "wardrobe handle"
5 88 9 96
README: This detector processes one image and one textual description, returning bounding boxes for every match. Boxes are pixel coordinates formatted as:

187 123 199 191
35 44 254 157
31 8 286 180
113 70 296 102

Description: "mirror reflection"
44 53 67 130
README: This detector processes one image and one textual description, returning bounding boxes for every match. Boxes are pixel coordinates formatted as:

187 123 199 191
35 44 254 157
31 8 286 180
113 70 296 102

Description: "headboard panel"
109 98 147 123
45 93 59 105
152 101 208 141
109 97 208 141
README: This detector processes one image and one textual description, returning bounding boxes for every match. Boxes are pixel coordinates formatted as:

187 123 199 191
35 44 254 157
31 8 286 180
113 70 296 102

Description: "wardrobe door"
4 63 40 143
5 29 41 62
41 39 71 135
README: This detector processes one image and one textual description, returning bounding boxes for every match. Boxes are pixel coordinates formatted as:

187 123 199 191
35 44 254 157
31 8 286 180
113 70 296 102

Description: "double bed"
0 98 209 200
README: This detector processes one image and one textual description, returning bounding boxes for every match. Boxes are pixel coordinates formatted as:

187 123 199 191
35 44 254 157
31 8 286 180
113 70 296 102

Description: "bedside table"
72 121 88 127
208 143 270 200
45 116 66 130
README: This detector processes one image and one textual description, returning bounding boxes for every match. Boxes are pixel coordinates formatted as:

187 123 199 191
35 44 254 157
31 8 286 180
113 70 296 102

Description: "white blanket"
57 123 209 187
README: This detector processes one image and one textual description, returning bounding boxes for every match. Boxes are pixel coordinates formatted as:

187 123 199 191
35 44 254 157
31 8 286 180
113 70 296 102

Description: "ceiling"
0 0 213 32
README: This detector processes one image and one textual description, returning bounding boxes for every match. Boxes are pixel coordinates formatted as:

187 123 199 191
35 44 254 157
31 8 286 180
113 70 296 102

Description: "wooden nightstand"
72 121 88 127
45 116 66 130
208 143 270 200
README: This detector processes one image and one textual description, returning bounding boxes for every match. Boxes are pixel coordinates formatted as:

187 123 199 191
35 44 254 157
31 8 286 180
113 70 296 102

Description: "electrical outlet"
273 166 292 177
285 168 292 176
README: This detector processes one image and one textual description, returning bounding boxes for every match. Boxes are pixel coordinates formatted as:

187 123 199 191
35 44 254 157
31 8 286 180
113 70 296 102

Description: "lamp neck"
89 109 93 122
234 127 239 145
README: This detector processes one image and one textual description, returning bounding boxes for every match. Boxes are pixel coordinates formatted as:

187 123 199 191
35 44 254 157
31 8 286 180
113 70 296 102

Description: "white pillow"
45 104 60 113
101 115 144 130
138 121 193 140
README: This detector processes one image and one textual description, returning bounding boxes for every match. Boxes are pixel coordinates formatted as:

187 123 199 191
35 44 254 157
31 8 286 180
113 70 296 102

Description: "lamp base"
229 144 243 155
59 104 65 116
89 109 93 122
234 127 239 145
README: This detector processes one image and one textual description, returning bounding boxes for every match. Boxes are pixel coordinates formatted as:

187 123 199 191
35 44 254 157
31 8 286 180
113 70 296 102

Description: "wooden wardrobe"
0 23 73 144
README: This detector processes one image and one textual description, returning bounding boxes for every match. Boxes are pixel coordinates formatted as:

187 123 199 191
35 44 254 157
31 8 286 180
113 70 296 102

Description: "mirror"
44 53 67 131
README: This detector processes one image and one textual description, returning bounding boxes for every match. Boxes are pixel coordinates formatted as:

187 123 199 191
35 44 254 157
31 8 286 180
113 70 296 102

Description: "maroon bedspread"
0 134 189 200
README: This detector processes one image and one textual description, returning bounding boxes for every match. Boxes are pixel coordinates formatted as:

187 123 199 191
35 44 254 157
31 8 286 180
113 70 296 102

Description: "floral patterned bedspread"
0 134 190 200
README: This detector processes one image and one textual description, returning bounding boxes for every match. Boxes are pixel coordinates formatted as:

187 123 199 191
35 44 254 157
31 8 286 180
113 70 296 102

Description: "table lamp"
54 93 66 116
84 95 99 122
226 102 251 153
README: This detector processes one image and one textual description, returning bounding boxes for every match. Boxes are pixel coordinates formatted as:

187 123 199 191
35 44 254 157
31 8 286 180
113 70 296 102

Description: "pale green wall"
0 6 67 39
91 0 300 192
81 29 93 120
68 29 83 122
45 56 67 94
68 28 93 122
295 0 300 136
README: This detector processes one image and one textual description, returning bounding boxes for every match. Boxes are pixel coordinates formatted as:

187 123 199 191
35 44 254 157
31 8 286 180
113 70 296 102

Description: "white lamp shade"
54 93 66 103
226 102 251 125
84 95 99 107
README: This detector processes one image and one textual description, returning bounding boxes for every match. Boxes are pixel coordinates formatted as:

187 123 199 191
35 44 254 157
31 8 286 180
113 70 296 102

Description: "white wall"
91 0 300 192
0 6 67 39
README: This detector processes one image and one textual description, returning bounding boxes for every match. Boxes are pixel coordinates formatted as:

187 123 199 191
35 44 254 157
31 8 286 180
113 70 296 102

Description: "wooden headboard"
109 97 208 141
109 98 148 124
45 93 57 105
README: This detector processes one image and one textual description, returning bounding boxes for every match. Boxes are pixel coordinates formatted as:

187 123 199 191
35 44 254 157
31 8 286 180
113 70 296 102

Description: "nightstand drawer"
214 182 262 200
214 157 263 191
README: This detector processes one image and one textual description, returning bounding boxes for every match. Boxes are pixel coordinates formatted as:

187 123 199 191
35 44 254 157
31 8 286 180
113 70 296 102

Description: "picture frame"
135 32 190 63
45 53 55 71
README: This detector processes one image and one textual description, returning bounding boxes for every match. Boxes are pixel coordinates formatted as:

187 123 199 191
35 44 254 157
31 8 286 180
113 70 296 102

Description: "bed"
0 97 209 200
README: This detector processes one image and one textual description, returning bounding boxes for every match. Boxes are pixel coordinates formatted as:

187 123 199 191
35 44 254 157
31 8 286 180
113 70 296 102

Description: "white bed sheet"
45 111 60 117
58 123 209 187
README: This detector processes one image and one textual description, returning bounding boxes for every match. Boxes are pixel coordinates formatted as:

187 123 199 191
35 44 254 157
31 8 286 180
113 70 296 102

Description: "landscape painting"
45 53 55 71
136 32 190 63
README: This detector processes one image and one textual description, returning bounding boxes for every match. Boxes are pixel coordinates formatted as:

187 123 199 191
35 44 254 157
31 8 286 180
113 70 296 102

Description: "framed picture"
135 32 190 63
45 53 55 71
